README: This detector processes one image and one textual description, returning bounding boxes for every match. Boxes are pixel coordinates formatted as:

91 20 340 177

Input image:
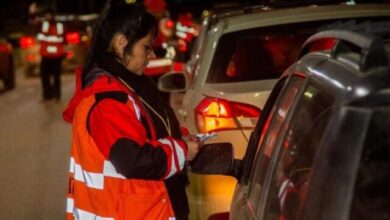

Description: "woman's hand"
182 135 200 161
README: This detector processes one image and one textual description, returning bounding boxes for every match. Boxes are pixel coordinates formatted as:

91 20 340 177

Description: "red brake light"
20 36 35 49
195 97 261 133
66 32 80 45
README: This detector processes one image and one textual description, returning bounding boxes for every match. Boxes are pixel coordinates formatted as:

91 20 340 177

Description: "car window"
206 18 390 84
263 83 335 220
207 27 306 83
247 76 305 211
350 106 390 220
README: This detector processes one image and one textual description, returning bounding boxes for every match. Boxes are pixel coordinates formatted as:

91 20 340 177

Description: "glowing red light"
26 54 35 62
165 19 174 29
66 32 80 45
20 36 35 49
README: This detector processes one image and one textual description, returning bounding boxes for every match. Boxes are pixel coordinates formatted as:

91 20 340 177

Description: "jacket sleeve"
89 97 187 180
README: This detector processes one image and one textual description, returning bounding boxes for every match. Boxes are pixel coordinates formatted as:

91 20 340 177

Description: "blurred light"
356 87 369 96
81 35 89 42
26 54 36 62
165 19 174 29
304 91 313 99
20 36 35 49
66 50 75 59
66 32 80 45
202 10 210 18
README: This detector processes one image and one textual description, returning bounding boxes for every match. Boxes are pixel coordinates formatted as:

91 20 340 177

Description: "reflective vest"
66 78 176 220
37 21 65 58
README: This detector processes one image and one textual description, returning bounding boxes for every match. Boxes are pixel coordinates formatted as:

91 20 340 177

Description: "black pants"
40 57 62 100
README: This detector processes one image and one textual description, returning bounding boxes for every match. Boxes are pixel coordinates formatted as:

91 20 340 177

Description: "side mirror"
190 142 240 178
157 71 188 93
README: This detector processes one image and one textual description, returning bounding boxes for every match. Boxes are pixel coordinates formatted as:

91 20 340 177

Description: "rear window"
206 24 312 83
206 18 390 84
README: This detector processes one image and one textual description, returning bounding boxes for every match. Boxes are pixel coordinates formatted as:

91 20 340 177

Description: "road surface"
0 67 74 219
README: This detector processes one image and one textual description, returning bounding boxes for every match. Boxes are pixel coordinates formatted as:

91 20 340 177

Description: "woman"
63 2 199 219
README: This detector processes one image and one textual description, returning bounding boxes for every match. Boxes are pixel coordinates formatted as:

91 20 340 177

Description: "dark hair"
82 1 157 86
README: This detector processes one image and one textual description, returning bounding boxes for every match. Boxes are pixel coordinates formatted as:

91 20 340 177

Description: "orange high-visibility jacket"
37 20 65 58
64 71 186 220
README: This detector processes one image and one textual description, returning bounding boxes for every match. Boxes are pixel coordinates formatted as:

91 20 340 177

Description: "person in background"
37 8 65 101
63 1 200 219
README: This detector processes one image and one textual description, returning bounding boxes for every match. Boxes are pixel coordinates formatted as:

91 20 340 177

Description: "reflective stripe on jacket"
65 75 186 220
38 21 65 58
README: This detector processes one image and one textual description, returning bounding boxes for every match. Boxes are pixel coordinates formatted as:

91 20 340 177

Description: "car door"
230 75 306 220
259 79 336 220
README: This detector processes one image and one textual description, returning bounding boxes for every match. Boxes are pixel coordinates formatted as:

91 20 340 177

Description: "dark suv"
190 24 390 220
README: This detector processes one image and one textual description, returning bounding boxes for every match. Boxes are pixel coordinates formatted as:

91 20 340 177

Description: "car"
18 13 97 76
0 36 15 91
189 22 390 220
158 2 390 219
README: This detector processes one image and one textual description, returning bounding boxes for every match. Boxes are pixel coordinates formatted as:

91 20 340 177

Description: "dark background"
0 0 387 38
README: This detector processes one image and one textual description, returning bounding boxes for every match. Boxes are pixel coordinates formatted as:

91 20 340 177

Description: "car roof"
219 4 390 34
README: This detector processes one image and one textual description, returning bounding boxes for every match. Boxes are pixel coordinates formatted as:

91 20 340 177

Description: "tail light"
66 32 80 45
195 97 261 133
20 36 35 49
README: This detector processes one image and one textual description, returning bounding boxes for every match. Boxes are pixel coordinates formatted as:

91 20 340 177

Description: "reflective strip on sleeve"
158 138 177 179
127 95 141 120
69 157 124 190
172 140 186 170
159 138 186 170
